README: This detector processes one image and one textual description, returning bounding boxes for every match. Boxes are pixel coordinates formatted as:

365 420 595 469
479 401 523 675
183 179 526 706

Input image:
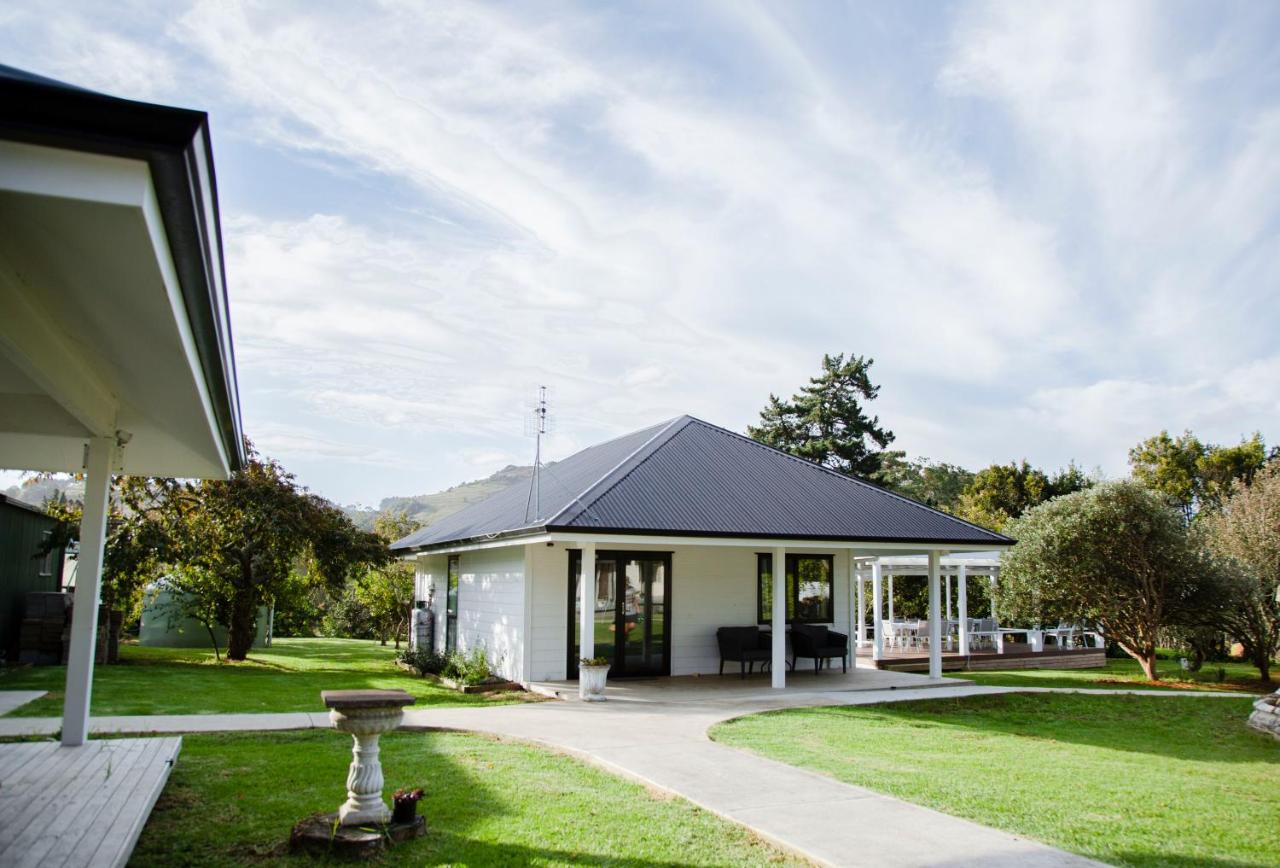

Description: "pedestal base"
290 812 426 859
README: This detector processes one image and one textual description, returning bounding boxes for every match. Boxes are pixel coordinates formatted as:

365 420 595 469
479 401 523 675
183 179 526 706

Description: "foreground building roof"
392 416 1011 552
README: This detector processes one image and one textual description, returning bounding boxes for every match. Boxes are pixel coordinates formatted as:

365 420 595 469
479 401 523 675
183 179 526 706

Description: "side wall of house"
523 542 855 680
413 546 527 683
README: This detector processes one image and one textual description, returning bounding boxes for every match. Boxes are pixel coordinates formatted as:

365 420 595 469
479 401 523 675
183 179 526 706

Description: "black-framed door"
567 550 671 679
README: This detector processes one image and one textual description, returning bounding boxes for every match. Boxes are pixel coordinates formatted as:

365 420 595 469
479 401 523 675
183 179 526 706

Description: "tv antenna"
523 386 553 522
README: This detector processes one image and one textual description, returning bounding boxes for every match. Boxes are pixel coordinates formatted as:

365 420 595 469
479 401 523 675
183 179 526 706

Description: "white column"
927 551 942 679
578 543 596 699
957 564 969 657
855 568 866 650
771 545 787 688
945 574 952 621
871 560 884 661
62 436 115 747
887 574 895 625
989 574 998 620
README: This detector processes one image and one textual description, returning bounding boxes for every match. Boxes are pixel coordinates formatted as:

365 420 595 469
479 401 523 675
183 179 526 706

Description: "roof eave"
0 68 245 473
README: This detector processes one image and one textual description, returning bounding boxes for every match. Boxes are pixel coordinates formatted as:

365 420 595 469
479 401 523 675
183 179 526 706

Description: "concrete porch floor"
529 662 954 703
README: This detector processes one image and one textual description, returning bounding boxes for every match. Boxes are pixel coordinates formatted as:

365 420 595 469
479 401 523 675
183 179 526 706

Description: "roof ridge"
547 415 692 527
684 417 1012 543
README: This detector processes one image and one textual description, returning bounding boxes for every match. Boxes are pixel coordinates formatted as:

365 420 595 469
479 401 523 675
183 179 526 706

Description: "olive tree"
1000 480 1212 680
1198 464 1280 683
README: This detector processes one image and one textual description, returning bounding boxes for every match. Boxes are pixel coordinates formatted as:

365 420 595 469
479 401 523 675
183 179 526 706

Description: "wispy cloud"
1 0 1277 503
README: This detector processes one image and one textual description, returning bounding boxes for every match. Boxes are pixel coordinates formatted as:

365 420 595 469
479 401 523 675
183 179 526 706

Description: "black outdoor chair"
790 623 850 673
716 626 772 678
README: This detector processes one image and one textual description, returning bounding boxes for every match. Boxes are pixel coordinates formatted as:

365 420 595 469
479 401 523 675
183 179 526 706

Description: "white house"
392 416 1011 688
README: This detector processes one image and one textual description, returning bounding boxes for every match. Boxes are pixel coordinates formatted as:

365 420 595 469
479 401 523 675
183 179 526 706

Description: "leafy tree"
39 477 167 659
1197 464 1280 682
1129 430 1267 521
748 353 895 478
999 481 1214 680
955 461 1091 532
355 512 421 648
875 453 974 511
145 444 389 660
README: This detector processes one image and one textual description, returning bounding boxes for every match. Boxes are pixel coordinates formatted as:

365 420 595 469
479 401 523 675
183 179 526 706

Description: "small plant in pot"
391 787 424 825
578 656 610 701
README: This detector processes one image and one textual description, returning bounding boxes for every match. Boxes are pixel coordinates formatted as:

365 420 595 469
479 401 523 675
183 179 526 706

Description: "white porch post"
578 543 596 699
855 565 866 650
62 435 115 747
989 574 998 619
957 564 969 657
887 574 894 625
771 545 786 688
927 551 942 679
945 574 952 621
871 560 884 662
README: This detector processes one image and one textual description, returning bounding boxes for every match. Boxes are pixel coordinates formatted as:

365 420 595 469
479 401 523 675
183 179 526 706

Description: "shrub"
442 648 492 685
398 646 445 676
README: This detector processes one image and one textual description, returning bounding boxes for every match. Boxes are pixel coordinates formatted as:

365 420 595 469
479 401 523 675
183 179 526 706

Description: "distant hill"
347 464 534 532
2 475 80 509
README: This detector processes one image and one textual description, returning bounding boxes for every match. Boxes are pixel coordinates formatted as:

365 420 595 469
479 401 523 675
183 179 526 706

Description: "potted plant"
578 656 610 701
391 787 424 825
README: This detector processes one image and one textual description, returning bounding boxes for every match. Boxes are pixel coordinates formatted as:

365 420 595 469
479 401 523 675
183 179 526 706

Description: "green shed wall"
0 497 63 659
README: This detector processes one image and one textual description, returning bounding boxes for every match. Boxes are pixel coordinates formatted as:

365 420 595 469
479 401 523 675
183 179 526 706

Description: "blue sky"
2 1 1279 507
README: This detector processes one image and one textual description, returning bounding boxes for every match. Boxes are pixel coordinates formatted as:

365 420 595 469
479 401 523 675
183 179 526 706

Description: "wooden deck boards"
0 737 181 868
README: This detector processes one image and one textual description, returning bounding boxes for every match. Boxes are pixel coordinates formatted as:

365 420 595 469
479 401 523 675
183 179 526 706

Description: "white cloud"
2 1 1277 504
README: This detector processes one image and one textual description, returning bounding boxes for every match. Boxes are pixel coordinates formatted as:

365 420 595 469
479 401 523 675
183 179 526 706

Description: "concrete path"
0 682 1249 866
0 691 45 716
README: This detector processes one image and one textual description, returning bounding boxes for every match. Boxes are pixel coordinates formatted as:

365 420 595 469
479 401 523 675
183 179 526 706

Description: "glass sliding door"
568 550 671 678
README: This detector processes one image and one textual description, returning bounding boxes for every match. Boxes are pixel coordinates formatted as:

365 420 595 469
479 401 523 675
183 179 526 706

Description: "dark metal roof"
0 64 245 473
392 416 1012 552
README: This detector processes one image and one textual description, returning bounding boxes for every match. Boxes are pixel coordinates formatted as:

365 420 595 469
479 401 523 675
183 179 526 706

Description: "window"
445 555 460 652
38 531 55 577
757 553 834 624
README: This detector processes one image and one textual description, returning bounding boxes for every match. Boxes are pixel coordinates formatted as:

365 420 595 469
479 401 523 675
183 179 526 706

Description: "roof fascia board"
544 530 1006 553
397 532 553 557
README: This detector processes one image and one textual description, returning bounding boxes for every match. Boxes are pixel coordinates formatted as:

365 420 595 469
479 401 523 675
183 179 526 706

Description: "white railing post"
62 435 115 747
771 545 787 688
957 565 969 657
887 574 895 625
578 543 596 699
854 562 866 650
871 560 884 662
928 551 942 680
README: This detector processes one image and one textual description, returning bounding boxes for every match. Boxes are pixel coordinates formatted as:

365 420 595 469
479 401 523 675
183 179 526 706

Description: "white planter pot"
579 664 610 701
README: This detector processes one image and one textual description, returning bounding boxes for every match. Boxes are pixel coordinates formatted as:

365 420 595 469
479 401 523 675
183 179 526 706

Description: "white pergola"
852 555 1002 675
0 66 244 746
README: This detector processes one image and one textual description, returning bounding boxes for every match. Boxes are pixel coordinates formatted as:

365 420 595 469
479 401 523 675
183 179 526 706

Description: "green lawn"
131 730 801 867
953 657 1271 694
713 693 1278 867
0 638 529 717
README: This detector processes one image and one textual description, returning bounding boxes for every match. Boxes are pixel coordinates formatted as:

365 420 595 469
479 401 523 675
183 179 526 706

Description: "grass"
0 638 531 717
713 692 1279 867
952 656 1272 694
131 729 802 867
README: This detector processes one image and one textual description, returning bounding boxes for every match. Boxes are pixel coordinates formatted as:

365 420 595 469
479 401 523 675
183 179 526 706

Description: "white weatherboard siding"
521 542 854 680
527 542 569 681
454 546 525 682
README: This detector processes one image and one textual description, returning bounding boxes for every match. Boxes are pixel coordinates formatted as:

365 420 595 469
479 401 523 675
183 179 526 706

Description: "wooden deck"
0 737 181 868
855 644 1106 672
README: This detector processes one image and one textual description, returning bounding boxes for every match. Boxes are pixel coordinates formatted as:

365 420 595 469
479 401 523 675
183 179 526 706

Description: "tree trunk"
227 586 258 661
1137 653 1159 680
1256 655 1272 684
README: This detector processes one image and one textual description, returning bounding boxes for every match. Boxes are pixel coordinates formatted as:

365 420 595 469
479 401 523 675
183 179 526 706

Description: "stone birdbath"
290 688 424 857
